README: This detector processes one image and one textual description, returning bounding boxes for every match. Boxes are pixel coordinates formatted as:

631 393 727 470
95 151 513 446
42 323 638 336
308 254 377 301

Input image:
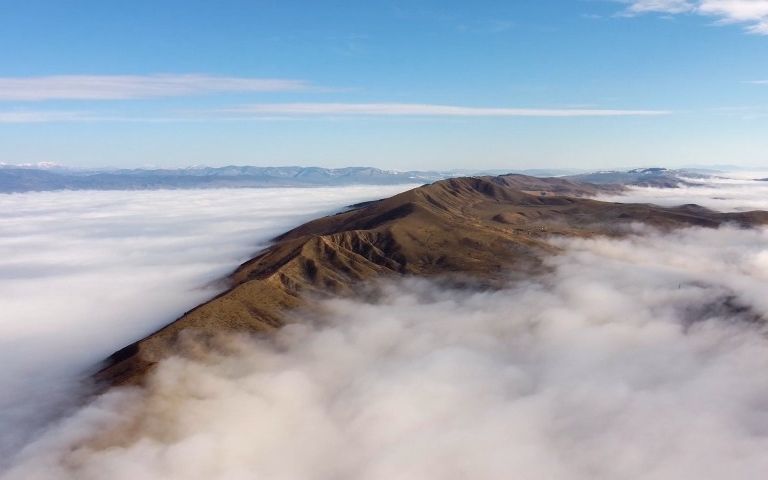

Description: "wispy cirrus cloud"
227 102 671 117
0 75 311 101
0 111 88 123
0 103 672 124
626 0 695 14
622 0 768 34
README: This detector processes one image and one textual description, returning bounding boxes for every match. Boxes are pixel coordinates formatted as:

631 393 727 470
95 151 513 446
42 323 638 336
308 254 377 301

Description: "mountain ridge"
94 174 768 387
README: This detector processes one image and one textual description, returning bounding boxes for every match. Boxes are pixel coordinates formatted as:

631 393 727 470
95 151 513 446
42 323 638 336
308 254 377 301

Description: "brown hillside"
96 175 768 386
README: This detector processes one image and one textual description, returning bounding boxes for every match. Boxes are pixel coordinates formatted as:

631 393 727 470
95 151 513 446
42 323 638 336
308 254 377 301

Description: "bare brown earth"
96 175 768 386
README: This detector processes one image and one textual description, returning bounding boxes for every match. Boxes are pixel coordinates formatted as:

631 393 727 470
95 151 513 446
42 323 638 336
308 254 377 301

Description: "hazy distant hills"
97 173 768 387
0 164 717 193
0 165 446 193
566 167 713 188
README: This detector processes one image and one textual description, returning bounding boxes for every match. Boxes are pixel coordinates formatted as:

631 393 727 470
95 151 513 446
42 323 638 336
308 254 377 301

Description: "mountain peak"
95 175 768 387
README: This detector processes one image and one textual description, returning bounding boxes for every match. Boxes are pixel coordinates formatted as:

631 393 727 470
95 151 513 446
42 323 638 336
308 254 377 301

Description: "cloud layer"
0 111 90 123
3 177 768 479
596 171 768 211
625 0 768 34
0 103 671 124
0 75 310 101
3 224 768 480
229 103 671 117
0 185 413 464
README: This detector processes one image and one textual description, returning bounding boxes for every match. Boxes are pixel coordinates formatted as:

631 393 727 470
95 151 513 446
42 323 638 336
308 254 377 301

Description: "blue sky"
0 0 767 170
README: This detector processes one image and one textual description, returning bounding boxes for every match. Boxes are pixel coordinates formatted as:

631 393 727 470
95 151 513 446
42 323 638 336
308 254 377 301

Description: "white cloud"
596 172 768 211
4 224 768 479
627 0 695 14
0 185 415 465
0 103 670 124
0 75 310 101
3 177 768 479
699 0 768 33
229 103 671 117
0 111 89 123
624 0 768 34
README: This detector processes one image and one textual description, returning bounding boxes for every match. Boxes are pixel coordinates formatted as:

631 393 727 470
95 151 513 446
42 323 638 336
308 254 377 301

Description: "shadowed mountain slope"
96 175 768 386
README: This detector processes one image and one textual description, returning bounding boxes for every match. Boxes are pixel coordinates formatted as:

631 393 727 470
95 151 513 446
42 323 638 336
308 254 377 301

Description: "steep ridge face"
96 175 768 386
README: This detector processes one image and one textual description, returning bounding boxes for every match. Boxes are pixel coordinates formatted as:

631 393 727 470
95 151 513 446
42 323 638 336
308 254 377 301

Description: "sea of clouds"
2 177 768 479
596 171 768 212
0 185 415 465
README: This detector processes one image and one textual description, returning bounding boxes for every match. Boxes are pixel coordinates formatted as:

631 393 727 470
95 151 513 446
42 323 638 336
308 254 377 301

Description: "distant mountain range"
0 165 580 193
0 164 722 193
565 167 714 188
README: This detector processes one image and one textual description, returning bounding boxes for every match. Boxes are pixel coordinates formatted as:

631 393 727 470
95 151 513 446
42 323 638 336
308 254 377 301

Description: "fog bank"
0 185 414 462
596 172 768 212
4 225 768 480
